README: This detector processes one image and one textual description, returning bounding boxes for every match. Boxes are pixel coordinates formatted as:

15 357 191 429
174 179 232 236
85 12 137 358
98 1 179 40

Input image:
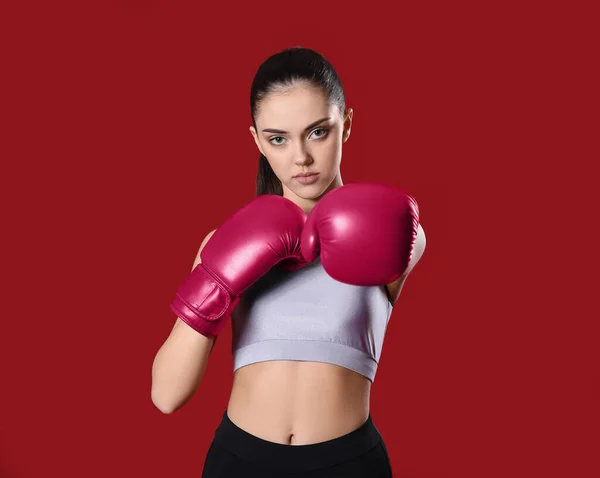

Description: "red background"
1 1 597 477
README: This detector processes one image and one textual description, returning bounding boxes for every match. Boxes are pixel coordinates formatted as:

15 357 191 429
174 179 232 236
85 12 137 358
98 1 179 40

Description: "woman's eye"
311 128 328 139
269 136 285 145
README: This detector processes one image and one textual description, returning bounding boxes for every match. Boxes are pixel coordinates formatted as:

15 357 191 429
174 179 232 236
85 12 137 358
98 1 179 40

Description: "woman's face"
250 83 352 207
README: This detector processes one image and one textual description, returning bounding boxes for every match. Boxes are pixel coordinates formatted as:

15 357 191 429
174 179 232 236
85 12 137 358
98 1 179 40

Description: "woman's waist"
226 360 370 444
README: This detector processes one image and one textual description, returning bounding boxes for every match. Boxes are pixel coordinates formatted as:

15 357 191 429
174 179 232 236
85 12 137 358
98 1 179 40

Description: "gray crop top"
231 257 394 382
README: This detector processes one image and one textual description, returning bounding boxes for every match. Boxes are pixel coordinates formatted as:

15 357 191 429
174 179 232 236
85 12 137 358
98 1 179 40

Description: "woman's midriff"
226 360 371 445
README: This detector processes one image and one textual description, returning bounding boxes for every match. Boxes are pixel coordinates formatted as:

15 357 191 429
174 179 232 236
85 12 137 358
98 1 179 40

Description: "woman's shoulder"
203 229 218 243
192 229 217 269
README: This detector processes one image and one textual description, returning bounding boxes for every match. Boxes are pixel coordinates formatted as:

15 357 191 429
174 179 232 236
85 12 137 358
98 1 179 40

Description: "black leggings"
202 411 393 477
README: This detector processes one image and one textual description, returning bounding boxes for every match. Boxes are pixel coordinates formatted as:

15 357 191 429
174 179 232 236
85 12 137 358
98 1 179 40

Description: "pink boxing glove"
170 195 307 337
301 182 419 286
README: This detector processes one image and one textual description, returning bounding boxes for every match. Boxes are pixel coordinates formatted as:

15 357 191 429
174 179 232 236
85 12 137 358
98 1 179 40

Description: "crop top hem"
233 339 378 382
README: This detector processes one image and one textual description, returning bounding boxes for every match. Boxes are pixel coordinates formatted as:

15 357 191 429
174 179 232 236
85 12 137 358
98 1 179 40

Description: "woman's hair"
250 47 346 196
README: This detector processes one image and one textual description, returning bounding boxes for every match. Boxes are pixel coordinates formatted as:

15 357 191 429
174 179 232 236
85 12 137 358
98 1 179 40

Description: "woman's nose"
293 144 313 165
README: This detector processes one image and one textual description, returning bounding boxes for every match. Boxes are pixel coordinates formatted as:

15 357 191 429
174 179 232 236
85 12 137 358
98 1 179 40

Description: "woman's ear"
249 126 265 156
342 108 353 143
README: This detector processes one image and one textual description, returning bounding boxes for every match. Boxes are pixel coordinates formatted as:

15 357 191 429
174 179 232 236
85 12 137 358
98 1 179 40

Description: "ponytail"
256 153 283 196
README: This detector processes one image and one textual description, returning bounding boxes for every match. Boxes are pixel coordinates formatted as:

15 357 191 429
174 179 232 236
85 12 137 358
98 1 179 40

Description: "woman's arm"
385 222 427 305
151 229 217 414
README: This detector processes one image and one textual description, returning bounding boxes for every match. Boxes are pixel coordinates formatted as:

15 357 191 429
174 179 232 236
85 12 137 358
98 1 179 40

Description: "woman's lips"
293 173 320 185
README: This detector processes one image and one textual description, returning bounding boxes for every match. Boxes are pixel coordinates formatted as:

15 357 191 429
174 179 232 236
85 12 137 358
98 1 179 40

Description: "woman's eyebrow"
261 117 331 134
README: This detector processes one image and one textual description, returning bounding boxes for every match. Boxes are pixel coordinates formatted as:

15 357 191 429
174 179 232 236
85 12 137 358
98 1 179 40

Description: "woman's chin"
283 174 341 201
287 184 325 200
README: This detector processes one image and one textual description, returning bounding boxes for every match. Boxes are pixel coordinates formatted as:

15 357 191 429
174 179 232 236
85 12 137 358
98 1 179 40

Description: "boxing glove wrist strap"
169 265 240 338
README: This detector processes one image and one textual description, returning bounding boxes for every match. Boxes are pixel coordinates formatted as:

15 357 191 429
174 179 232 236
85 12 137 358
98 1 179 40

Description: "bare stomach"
226 360 371 445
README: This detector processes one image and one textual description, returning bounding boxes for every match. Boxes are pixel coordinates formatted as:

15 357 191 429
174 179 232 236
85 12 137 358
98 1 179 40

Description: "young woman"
152 47 426 477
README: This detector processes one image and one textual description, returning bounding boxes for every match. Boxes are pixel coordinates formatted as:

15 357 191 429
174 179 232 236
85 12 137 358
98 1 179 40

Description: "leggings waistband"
212 411 383 472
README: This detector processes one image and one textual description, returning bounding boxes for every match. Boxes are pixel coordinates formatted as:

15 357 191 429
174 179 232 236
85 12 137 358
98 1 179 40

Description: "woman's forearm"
151 318 215 414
